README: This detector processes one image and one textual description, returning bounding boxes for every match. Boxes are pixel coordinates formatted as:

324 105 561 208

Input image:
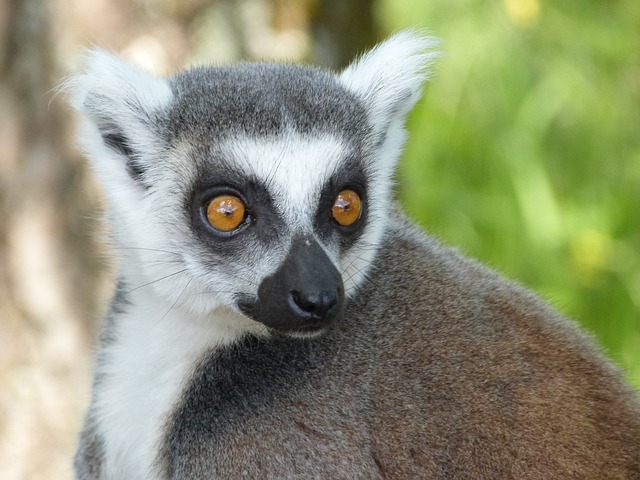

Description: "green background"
376 0 640 389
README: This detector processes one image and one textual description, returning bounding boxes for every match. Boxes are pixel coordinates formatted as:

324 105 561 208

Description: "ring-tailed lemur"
70 31 640 479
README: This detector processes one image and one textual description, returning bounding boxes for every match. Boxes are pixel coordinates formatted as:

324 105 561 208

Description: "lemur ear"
67 49 173 185
339 30 440 137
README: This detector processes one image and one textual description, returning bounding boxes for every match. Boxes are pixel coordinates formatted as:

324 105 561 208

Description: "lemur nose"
290 288 339 319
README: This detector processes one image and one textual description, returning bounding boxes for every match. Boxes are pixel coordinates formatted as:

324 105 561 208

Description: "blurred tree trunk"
309 0 378 68
0 0 101 477
0 0 103 330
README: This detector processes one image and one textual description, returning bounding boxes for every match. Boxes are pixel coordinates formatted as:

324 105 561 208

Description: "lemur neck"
95 276 247 479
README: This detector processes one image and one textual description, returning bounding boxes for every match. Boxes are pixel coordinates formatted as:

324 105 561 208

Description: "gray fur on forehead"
167 63 369 140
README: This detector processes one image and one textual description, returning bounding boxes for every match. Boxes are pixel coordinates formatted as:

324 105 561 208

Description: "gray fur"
167 63 369 142
75 414 106 480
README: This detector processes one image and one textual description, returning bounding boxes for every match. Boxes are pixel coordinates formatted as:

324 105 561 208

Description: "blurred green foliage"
375 0 640 390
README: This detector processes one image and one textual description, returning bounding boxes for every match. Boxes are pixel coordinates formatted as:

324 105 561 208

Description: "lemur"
69 31 640 479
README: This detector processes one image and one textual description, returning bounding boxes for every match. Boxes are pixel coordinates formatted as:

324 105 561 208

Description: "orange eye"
331 189 362 227
206 195 247 232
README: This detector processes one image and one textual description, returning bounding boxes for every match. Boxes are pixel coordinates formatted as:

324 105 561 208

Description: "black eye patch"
188 163 287 254
313 158 368 247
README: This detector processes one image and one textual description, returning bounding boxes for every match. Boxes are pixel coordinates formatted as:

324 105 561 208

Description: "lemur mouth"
276 323 334 339
237 235 345 335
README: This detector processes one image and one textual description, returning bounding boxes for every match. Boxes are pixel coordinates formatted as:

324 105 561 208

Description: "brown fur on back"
364 220 640 478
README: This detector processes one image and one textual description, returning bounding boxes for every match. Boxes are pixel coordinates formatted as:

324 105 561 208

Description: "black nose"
290 288 340 320
237 235 345 334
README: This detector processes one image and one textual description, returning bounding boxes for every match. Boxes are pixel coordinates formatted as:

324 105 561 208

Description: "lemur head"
70 31 438 337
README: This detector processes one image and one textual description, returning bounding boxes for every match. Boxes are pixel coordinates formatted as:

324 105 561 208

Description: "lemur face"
183 133 368 335
160 66 375 335
69 32 439 336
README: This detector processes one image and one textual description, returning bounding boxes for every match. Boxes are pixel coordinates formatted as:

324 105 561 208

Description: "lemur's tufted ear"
339 30 440 137
67 49 173 185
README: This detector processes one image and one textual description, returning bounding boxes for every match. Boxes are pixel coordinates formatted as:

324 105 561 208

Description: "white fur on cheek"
340 131 404 298
336 30 440 294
